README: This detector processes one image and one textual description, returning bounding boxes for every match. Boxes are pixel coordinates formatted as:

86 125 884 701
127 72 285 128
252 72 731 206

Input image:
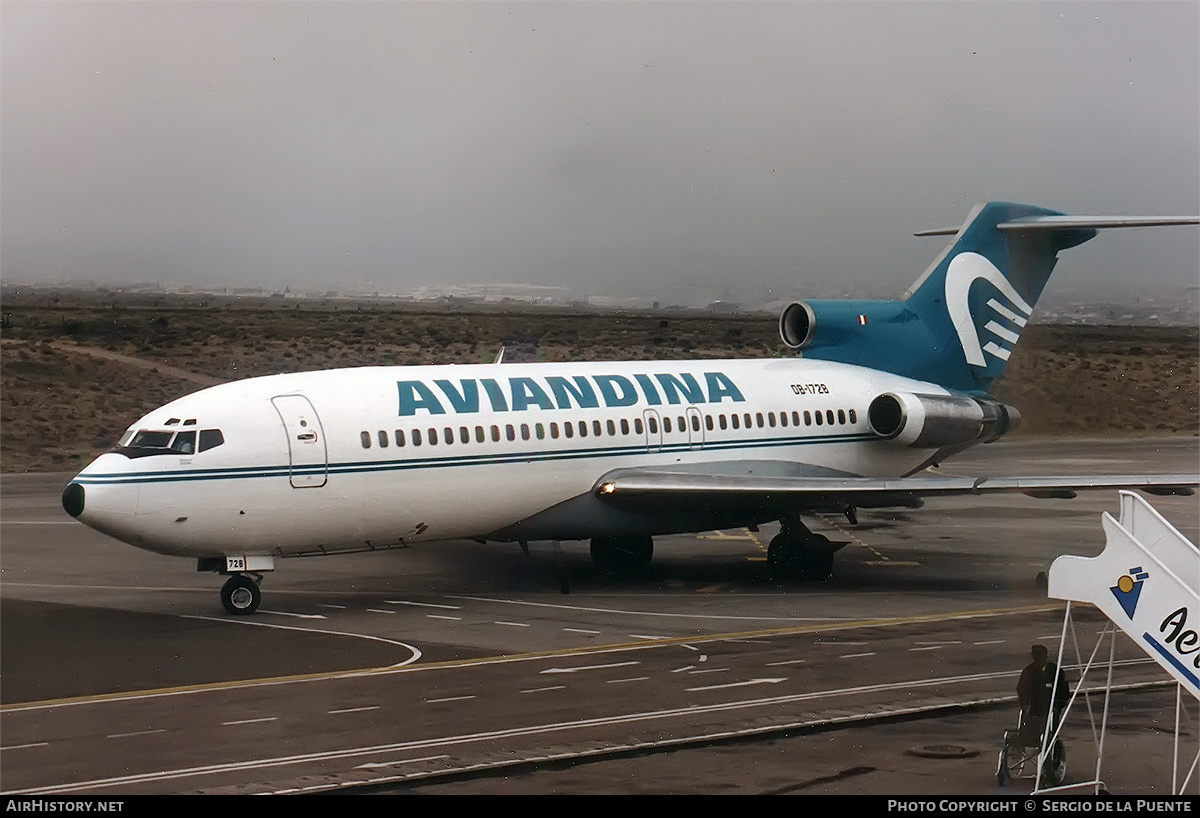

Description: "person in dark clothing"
1017 644 1069 745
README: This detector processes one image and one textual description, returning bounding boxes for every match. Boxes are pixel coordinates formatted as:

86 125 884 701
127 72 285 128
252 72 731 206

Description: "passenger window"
705 415 713 431
460 427 470 444
551 422 560 439
804 411 812 426
378 430 389 448
779 412 788 428
491 425 500 442
506 424 516 441
198 429 225 452
719 414 727 430
677 416 685 432
838 410 846 425
593 420 602 436
360 431 371 449
731 414 740 430
606 419 616 436
428 428 438 445
170 431 197 454
792 411 801 426
691 415 700 432
565 422 574 438
579 421 588 437
768 412 776 428
664 417 673 433
536 423 545 440
620 419 630 435
648 417 658 434
826 410 835 425
521 424 530 441
413 429 423 446
634 417 644 434
395 429 406 447
756 413 764 428
849 409 857 424
815 411 823 426
476 426 485 443
744 413 752 428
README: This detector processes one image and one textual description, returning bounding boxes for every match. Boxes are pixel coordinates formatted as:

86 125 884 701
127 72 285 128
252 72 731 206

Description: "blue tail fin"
783 202 1099 394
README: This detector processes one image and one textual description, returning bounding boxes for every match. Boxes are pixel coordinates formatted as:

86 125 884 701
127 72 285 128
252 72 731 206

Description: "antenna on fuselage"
493 345 506 364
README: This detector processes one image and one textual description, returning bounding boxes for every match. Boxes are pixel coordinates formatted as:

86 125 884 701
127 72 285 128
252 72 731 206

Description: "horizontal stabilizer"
916 214 1199 237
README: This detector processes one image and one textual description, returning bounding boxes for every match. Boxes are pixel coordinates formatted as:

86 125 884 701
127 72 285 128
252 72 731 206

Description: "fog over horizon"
3 2 1197 306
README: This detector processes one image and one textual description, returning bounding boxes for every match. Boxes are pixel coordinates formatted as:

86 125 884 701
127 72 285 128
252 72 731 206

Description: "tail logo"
944 252 1033 368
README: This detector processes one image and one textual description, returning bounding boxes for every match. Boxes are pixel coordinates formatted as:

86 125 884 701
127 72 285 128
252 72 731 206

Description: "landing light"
599 482 616 495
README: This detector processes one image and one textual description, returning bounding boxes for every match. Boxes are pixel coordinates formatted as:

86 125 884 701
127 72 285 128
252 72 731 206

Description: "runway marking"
766 659 806 667
0 603 1062 714
564 628 600 635
817 513 897 563
448 594 852 623
686 678 785 692
262 611 327 619
840 652 876 659
426 695 475 704
916 640 962 645
672 666 696 673
973 640 1006 646
630 633 669 640
520 686 566 694
327 706 381 715
366 608 396 615
355 755 448 770
107 728 168 739
318 604 348 610
908 646 944 652
0 520 79 525
3 664 1142 795
607 677 650 684
687 667 730 675
386 600 461 610
541 661 640 675
0 742 49 751
222 717 277 726
427 614 461 621
494 620 530 628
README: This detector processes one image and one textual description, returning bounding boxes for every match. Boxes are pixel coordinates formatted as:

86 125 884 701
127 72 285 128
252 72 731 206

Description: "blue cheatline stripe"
1143 633 1200 690
71 431 876 486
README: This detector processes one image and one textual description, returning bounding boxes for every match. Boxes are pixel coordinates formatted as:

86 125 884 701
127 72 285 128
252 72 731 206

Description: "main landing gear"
590 535 654 575
768 516 839 582
220 573 263 615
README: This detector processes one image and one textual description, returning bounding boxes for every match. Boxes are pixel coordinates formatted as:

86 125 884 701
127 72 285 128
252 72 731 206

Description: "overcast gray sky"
2 1 1197 303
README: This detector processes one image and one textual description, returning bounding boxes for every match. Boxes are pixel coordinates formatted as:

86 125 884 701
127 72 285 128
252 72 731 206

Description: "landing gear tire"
220 574 262 615
590 535 653 575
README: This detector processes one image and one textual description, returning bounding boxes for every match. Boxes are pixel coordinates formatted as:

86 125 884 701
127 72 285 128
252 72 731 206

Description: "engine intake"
868 392 1020 448
779 301 817 349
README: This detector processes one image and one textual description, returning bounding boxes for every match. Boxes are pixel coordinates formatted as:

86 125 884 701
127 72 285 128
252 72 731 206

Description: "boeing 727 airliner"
61 202 1199 614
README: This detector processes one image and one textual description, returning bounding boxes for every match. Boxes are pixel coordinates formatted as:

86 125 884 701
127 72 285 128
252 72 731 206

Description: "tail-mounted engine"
867 391 1021 448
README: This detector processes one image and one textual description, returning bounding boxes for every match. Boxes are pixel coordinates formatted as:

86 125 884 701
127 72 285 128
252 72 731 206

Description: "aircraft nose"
62 482 85 518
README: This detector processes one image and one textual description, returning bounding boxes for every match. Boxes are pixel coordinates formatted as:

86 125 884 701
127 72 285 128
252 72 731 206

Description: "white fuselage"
69 357 951 559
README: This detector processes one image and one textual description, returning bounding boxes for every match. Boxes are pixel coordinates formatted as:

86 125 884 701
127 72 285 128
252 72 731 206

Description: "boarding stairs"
1040 490 1199 794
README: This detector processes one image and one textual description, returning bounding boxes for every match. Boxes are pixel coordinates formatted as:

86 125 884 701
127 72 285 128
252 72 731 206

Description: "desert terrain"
1 289 1195 473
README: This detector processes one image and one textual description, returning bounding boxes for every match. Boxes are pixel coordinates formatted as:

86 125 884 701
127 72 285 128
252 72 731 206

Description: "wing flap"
593 468 1197 511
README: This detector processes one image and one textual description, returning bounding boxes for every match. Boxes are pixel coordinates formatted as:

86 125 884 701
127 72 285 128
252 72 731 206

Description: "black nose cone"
62 483 85 517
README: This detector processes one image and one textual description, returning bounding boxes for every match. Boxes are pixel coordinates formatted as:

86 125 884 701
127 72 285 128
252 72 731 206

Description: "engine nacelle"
868 392 1021 448
779 301 817 349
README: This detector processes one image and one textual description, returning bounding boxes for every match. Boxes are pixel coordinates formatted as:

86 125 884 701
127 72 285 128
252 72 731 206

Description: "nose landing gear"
220 573 263 615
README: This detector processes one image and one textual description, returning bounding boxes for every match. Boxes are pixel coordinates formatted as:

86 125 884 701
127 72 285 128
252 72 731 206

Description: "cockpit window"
169 431 196 454
117 428 224 458
130 430 174 449
198 429 225 452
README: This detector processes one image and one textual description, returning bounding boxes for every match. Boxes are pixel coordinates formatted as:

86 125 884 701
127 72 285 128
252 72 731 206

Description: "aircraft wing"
593 468 1197 513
